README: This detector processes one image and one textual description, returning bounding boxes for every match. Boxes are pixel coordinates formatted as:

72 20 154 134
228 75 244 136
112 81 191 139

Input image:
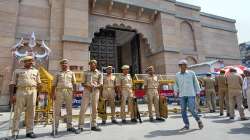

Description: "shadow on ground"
144 129 199 138
15 130 77 139
212 118 235 124
228 122 250 135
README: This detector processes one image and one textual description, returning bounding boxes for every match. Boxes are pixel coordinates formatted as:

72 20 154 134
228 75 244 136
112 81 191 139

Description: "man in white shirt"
243 69 250 112
174 59 204 131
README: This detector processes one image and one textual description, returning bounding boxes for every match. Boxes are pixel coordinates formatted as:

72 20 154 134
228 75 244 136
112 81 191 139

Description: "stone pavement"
0 105 250 140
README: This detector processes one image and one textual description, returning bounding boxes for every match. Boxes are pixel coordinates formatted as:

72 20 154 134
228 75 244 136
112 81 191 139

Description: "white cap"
121 65 130 70
178 59 188 65
20 56 33 62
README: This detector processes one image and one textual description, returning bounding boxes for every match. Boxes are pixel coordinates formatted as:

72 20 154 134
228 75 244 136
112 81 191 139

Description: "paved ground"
0 105 250 140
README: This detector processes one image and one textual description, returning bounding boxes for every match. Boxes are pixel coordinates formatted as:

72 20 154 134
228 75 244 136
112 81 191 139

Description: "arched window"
186 56 197 65
180 21 196 51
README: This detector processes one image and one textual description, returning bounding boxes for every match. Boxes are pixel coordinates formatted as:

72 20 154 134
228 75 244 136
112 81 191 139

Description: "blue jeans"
180 96 200 127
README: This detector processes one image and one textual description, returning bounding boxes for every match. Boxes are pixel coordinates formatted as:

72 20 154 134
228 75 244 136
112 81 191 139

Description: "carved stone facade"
0 0 240 107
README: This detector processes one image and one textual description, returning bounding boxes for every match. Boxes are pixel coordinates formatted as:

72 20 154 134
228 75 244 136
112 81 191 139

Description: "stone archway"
186 56 198 65
180 21 197 51
89 24 151 74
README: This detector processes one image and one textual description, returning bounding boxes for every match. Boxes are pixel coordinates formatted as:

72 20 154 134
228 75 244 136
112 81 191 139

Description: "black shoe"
67 127 77 132
209 110 215 113
149 117 154 122
102 120 106 125
180 126 189 131
11 135 17 140
240 117 248 121
156 117 165 121
197 120 204 129
75 128 83 134
226 113 230 117
26 132 37 138
212 110 216 113
50 129 58 136
91 127 101 131
112 119 118 124
131 119 138 123
229 117 234 120
122 119 127 124
220 113 224 116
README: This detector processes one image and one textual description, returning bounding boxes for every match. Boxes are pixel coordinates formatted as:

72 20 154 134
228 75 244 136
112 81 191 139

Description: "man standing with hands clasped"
76 60 103 133
10 56 41 139
174 59 204 131
51 59 77 135
144 66 165 122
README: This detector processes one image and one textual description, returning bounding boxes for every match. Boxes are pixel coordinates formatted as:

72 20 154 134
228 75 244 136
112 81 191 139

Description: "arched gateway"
89 24 149 75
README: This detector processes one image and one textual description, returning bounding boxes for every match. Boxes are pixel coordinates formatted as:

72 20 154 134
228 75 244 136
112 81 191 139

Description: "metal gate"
89 29 117 71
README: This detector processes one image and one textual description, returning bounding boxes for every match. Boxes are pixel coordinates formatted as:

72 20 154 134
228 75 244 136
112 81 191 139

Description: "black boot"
26 132 37 138
67 127 77 133
91 127 101 131
101 120 106 125
50 129 58 136
197 120 204 129
149 117 154 122
122 119 127 124
156 117 165 121
75 128 83 134
112 119 118 124
11 135 17 140
131 119 138 123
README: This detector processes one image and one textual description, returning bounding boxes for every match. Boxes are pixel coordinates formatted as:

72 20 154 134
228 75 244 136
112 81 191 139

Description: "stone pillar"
62 0 90 69
192 22 206 62
49 0 65 73
160 13 181 74
0 0 19 109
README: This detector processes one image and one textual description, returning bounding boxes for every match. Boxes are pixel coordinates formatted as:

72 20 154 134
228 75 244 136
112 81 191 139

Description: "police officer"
204 73 216 113
77 60 102 132
10 56 41 139
51 59 77 135
116 65 136 123
196 79 203 113
215 70 229 116
226 68 247 120
101 66 118 124
144 66 165 122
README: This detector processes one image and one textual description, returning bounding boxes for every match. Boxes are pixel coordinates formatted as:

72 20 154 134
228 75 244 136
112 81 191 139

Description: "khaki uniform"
196 81 203 112
196 95 201 112
54 70 76 129
204 77 216 111
226 73 245 118
102 74 116 120
144 75 160 118
116 74 135 120
78 69 102 128
11 68 41 135
215 75 229 114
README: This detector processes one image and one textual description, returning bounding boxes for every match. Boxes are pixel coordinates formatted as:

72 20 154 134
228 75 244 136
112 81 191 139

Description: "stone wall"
0 0 241 108
0 0 19 107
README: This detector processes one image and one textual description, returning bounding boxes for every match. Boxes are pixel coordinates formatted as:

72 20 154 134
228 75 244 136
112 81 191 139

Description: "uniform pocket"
31 73 37 80
18 72 26 81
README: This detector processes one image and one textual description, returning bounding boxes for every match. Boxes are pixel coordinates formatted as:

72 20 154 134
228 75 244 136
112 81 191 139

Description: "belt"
121 86 132 89
17 86 37 90
228 88 241 90
103 86 115 88
56 87 73 90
